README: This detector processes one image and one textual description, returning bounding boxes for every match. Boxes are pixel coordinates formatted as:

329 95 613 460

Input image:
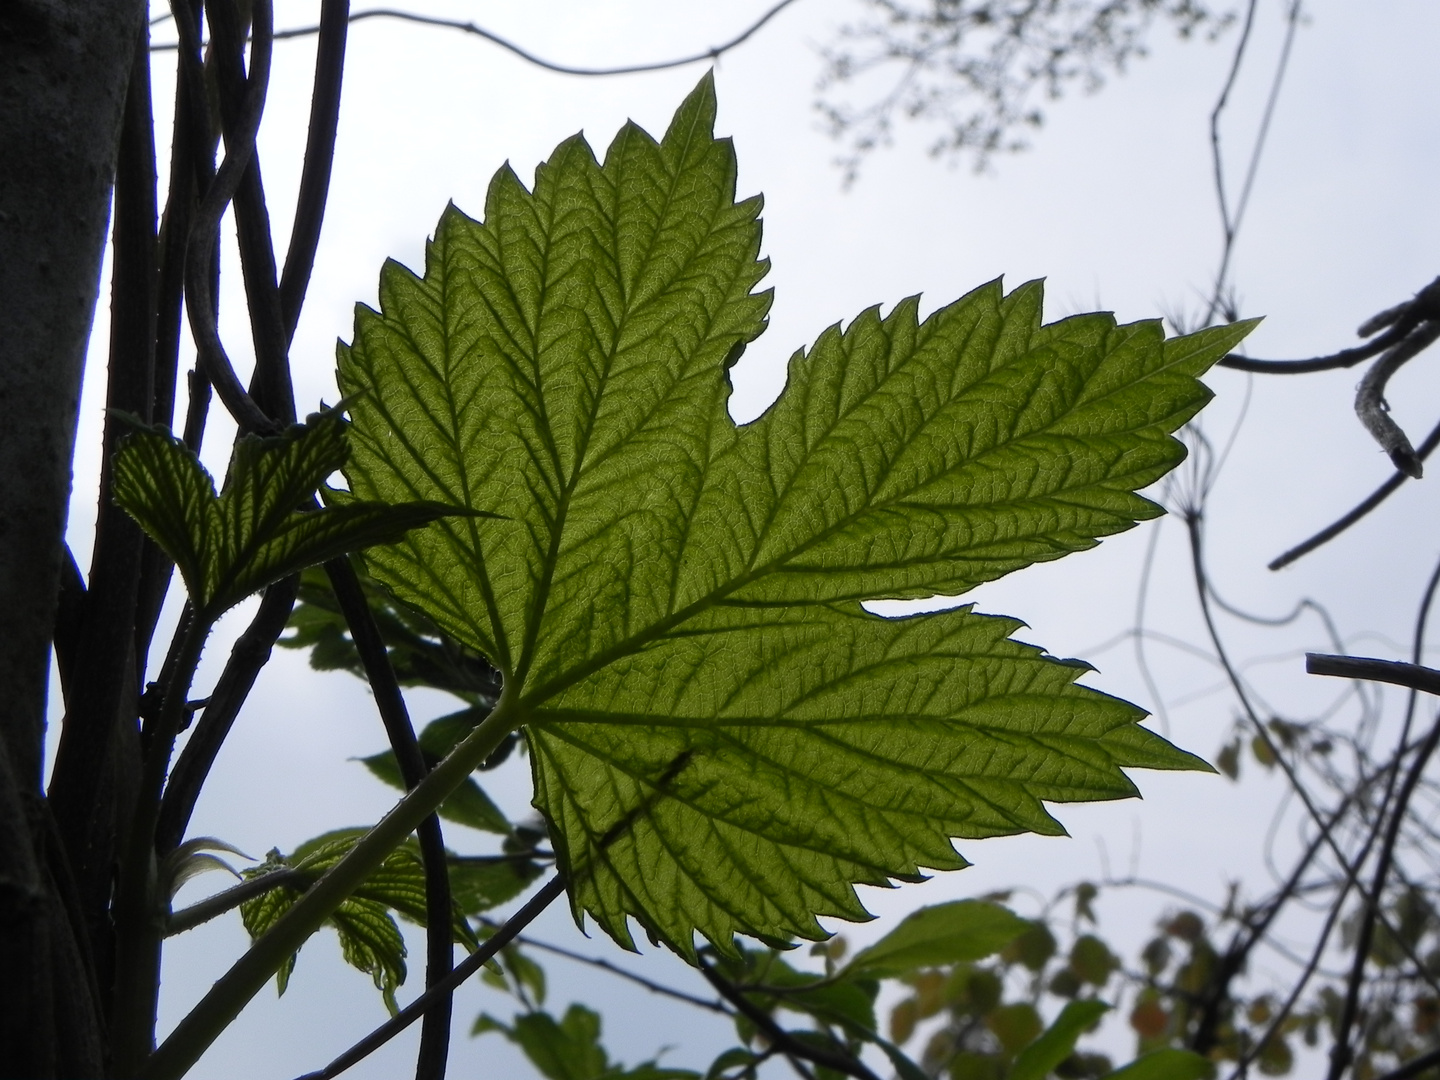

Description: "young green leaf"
476 1004 700 1080
339 74 1253 957
844 900 1031 978
1009 999 1110 1080
1102 1048 1215 1080
238 831 477 1009
112 409 481 619
449 857 545 915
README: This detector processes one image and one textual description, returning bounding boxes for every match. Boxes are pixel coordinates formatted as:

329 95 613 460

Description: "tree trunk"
0 0 148 1073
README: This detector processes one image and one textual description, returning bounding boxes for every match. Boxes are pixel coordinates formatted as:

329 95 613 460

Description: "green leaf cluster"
475 1004 699 1080
356 707 513 834
112 409 473 620
238 830 478 1014
333 72 1252 956
282 565 505 703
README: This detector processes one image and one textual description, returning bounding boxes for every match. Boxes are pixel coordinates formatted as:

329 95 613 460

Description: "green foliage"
1101 1049 1215 1080
475 1004 699 1080
335 72 1252 958
112 410 473 620
282 565 506 704
844 900 1031 978
357 714 512 834
1010 1000 1109 1080
238 830 479 1013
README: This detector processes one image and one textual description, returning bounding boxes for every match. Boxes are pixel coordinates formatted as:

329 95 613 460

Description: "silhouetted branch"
179 0 278 435
292 874 567 1080
1268 415 1440 570
325 556 453 1080
698 955 883 1080
1306 655 1440 698
279 0 350 333
153 1 804 76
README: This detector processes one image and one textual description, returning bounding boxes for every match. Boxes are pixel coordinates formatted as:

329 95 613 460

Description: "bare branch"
1306 655 1440 698
291 875 567 1080
152 1 804 76
698 955 883 1080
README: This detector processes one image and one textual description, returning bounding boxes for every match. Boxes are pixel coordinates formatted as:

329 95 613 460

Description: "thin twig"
179 0 277 435
1371 1046 1440 1080
279 0 350 334
697 956 882 1080
1269 415 1440 570
507 933 730 1015
1325 701 1440 1078
1225 862 1353 1080
1202 0 1257 325
1204 0 1302 325
292 875 567 1080
152 1 804 74
1219 321 1411 374
1187 516 1440 996
1223 274 1440 375
1354 323 1440 479
1306 655 1440 698
325 556 454 1080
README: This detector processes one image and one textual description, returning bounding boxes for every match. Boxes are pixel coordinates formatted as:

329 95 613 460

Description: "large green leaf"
112 409 477 619
339 74 1252 956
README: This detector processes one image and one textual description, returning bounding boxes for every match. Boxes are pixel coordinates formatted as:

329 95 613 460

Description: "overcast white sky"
61 2 1440 1076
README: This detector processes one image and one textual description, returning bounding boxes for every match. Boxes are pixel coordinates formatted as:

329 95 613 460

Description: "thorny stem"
165 867 309 936
156 577 299 854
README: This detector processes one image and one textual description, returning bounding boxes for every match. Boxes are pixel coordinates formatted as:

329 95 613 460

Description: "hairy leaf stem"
140 682 522 1080
112 608 211 1077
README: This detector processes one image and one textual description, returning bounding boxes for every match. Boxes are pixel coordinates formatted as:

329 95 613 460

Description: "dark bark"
48 27 158 977
0 0 149 1073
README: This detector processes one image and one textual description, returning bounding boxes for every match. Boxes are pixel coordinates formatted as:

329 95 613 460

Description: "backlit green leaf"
339 74 1252 957
1009 999 1109 1080
359 747 511 833
477 1004 700 1080
239 830 477 1009
1102 1049 1215 1080
112 410 476 619
449 857 544 915
845 901 1031 978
